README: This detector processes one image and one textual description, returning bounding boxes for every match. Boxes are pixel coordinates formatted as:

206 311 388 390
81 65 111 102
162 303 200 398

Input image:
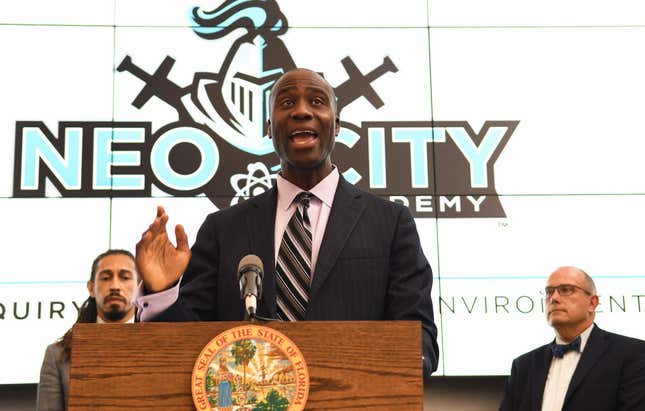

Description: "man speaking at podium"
134 68 438 376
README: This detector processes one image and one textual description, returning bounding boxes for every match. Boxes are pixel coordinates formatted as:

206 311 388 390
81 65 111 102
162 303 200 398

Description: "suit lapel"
246 187 278 317
309 178 365 302
532 345 553 411
563 326 609 406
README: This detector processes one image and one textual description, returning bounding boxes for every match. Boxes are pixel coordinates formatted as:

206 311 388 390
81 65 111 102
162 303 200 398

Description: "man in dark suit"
500 266 645 411
134 68 439 375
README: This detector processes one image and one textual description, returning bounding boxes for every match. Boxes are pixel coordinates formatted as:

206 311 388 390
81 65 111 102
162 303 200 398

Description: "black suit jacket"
152 177 439 375
500 325 645 411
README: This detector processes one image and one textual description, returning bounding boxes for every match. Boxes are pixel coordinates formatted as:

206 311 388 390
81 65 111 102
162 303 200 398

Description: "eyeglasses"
544 284 592 298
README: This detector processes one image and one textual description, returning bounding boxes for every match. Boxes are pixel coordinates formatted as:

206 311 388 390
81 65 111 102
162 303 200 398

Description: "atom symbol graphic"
230 162 277 205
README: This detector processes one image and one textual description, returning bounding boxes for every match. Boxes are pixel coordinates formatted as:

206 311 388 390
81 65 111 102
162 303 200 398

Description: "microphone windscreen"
238 254 264 278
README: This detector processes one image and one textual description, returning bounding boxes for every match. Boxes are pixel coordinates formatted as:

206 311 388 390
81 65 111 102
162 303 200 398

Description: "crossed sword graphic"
117 55 398 117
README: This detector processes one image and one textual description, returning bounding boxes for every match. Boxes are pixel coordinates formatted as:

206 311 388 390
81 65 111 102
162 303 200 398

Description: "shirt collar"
555 323 594 352
96 314 135 324
276 167 339 210
578 323 594 352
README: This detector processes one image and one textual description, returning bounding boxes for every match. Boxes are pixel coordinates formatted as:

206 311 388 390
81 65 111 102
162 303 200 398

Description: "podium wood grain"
69 321 422 410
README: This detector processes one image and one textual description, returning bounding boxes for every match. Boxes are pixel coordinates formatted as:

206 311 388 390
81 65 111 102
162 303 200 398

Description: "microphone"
237 254 264 319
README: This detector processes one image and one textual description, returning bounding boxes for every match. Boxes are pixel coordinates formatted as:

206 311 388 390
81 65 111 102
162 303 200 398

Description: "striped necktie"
276 192 312 321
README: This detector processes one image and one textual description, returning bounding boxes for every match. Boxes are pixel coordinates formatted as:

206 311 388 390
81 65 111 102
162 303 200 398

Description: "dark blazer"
37 343 69 411
500 325 645 411
152 177 439 375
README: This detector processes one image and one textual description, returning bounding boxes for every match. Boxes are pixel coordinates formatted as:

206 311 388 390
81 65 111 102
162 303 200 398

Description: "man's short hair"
269 68 339 115
578 268 597 295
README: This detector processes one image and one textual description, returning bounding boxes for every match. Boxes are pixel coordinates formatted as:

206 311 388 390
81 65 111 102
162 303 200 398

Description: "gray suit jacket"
37 342 69 411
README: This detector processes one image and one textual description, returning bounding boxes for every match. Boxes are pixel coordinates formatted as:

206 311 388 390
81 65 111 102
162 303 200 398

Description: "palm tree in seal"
231 339 257 391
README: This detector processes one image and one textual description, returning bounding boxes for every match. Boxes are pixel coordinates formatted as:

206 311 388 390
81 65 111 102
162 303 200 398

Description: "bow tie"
550 336 581 358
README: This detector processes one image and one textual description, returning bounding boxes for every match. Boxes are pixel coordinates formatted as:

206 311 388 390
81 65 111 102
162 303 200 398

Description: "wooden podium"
69 321 423 410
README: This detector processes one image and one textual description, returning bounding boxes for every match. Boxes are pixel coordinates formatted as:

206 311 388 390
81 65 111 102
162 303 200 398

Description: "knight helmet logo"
13 0 518 218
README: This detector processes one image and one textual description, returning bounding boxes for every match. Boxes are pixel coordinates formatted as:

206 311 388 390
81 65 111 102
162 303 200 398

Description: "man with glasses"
500 266 645 411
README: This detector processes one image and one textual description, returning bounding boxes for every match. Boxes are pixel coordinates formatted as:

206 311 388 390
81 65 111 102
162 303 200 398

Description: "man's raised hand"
135 206 191 293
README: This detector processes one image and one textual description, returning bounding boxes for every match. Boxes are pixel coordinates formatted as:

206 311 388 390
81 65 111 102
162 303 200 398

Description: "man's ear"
589 294 599 312
267 120 272 139
335 116 340 136
87 281 95 298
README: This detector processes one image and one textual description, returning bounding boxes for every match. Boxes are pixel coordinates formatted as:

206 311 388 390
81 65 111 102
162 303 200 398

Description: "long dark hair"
57 249 136 362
